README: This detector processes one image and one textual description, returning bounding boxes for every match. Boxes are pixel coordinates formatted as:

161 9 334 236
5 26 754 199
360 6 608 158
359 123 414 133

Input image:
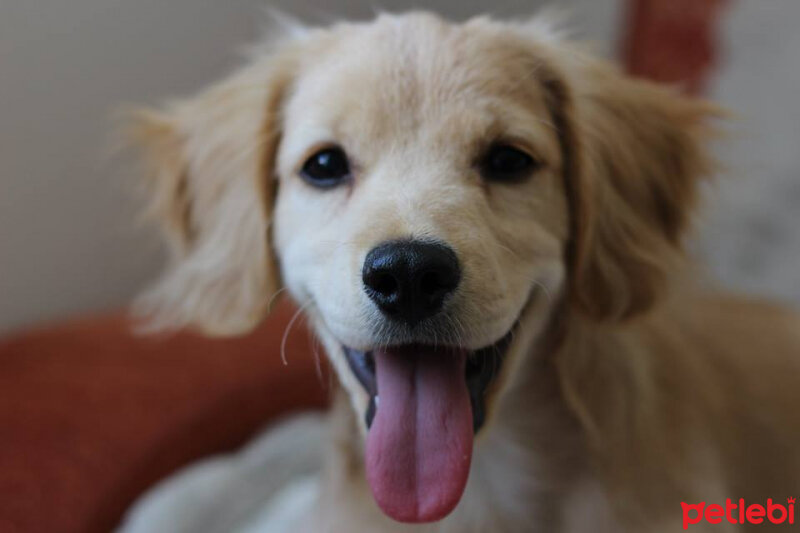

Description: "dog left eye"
480 144 538 182
300 147 351 188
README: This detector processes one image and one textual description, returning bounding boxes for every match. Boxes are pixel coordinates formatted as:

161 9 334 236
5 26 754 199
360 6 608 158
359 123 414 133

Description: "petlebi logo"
681 498 796 529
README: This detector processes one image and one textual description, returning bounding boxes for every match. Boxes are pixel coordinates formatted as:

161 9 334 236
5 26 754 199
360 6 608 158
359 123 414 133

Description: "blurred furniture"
621 0 728 94
0 300 327 533
0 1 728 532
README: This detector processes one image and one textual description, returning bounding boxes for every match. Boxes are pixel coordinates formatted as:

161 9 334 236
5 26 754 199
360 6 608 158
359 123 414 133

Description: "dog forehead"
282 14 556 150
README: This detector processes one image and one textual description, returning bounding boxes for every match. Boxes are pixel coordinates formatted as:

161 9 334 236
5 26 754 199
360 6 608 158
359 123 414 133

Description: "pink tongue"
365 347 473 523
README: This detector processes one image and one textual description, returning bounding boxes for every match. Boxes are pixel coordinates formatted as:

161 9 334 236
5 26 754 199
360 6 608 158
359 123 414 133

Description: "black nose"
362 240 461 325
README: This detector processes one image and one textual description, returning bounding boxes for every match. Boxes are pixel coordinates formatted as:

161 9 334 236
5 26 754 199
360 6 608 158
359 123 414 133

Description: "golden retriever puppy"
127 11 800 533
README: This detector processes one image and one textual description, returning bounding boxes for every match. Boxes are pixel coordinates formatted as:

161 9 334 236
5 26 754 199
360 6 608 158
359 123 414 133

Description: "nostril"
372 272 398 296
419 270 442 296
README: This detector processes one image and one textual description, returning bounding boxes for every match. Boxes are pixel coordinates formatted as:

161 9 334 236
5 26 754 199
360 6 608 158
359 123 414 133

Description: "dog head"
129 12 714 523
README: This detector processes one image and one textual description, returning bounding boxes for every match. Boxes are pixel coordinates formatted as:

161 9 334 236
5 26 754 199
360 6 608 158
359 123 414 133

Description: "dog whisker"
267 287 290 313
280 299 315 366
308 326 326 387
528 279 554 304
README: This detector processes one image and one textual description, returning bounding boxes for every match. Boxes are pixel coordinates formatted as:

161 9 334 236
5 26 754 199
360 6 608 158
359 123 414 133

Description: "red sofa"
0 300 326 533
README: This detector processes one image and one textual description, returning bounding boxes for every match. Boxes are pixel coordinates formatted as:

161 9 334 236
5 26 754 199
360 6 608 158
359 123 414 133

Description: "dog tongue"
365 347 473 523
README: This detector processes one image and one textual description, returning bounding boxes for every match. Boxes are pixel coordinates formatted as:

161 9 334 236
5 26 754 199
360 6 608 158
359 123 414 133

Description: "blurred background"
2 0 798 335
2 2 800 533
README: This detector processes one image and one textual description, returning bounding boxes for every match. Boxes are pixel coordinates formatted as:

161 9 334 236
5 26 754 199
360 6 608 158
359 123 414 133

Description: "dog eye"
480 144 538 182
300 147 351 188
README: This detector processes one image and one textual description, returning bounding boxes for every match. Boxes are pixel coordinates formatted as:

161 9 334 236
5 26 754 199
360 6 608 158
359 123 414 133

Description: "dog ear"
126 47 298 335
544 57 719 321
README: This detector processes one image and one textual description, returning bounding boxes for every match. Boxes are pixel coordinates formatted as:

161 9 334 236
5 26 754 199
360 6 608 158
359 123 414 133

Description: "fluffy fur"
128 12 800 532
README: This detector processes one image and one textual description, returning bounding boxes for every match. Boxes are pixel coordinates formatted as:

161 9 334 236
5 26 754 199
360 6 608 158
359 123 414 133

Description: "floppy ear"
546 58 719 321
127 47 298 335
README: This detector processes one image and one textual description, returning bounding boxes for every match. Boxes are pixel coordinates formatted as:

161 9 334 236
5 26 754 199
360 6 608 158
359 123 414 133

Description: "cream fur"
128 11 800 532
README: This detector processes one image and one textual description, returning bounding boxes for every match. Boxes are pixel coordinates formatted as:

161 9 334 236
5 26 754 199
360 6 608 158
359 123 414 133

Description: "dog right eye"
479 143 539 183
299 147 352 188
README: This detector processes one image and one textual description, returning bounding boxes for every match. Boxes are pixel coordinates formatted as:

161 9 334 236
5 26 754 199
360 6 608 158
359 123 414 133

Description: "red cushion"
0 299 327 533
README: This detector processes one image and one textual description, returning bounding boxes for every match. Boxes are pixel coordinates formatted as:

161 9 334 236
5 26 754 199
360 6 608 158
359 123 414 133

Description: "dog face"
273 17 571 440
274 19 567 353
130 12 713 524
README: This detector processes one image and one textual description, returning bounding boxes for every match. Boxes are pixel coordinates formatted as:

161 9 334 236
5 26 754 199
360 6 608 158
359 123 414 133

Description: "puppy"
127 11 800 532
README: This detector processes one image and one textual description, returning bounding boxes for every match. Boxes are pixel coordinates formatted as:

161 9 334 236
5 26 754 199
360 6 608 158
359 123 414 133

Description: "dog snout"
362 240 461 326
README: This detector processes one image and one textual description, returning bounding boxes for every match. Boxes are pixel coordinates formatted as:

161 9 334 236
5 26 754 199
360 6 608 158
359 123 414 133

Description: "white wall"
696 0 800 307
0 0 621 333
0 0 269 333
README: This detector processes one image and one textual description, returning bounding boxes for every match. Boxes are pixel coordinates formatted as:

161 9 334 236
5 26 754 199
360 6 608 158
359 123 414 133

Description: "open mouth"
343 330 514 432
341 329 514 523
